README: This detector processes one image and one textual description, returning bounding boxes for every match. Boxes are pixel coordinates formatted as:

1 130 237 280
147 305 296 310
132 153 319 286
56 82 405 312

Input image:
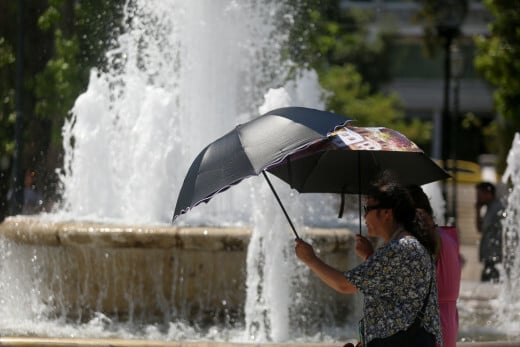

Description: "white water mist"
58 0 296 225
498 133 520 338
3 0 349 342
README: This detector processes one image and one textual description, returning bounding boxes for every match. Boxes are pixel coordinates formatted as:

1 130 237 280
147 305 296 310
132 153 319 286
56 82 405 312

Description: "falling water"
57 0 309 226
1 0 357 342
454 135 520 342
497 133 520 337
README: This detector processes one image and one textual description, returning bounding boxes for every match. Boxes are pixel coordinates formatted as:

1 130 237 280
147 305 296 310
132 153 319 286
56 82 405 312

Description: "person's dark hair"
476 181 495 195
367 181 436 255
407 184 433 217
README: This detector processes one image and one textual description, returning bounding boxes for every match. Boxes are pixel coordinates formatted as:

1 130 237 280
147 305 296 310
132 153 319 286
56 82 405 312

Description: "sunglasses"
363 204 388 214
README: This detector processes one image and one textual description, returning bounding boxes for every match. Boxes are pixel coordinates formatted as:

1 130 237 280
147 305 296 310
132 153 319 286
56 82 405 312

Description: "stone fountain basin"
0 217 357 325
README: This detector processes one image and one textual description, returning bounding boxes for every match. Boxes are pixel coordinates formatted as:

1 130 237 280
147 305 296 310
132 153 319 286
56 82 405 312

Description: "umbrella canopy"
266 125 450 195
266 125 450 234
173 107 351 223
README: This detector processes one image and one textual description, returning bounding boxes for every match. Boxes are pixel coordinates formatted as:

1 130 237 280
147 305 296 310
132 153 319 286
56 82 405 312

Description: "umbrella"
173 106 352 238
265 125 450 233
173 107 449 237
267 125 449 194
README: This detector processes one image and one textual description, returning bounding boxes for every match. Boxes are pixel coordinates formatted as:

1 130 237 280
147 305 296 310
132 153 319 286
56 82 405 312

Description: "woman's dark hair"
407 184 433 217
367 181 436 255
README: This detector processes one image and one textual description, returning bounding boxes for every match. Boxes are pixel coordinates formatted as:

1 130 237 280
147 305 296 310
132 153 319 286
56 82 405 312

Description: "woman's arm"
295 238 358 294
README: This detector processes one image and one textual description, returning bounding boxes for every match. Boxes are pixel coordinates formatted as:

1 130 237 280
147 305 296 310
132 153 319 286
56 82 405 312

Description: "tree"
0 1 52 219
35 0 124 147
0 0 124 219
289 0 393 91
287 0 432 150
474 0 520 174
0 33 16 220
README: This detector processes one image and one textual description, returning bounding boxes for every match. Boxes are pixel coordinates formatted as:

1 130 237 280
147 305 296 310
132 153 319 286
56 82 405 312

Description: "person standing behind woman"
407 185 461 347
475 181 504 282
295 182 442 347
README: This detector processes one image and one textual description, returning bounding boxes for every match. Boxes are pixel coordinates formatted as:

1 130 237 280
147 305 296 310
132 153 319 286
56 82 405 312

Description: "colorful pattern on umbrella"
332 126 422 152
265 124 449 195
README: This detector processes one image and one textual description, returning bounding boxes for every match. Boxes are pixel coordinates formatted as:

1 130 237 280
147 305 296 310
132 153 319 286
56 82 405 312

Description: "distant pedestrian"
6 168 43 215
475 182 504 283
23 168 44 214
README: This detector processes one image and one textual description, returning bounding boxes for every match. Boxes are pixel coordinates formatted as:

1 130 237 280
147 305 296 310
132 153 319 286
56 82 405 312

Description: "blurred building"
342 0 494 163
342 0 495 234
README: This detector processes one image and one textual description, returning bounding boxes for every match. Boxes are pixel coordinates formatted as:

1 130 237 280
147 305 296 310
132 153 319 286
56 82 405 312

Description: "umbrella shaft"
262 171 300 239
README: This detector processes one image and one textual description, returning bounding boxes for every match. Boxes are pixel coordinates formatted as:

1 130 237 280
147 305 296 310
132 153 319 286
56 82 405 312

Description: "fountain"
496 134 520 337
0 0 519 345
0 0 360 343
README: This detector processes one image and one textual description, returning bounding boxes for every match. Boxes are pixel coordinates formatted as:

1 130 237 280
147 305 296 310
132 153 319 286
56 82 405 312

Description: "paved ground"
455 190 484 283
0 337 519 347
460 244 482 282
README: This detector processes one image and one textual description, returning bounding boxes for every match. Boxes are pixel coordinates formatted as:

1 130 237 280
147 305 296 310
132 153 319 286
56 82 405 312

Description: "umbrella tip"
171 211 181 224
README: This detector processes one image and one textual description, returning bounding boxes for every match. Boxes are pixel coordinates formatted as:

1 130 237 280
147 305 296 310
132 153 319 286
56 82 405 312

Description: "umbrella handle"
262 171 300 239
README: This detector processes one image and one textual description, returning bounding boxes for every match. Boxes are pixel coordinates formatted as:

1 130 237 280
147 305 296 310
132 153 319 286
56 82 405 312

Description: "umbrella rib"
288 157 293 189
338 191 345 218
262 171 300 239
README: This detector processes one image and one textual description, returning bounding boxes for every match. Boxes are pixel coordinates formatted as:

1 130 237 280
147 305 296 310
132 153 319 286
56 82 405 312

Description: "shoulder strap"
417 256 434 322
417 273 432 321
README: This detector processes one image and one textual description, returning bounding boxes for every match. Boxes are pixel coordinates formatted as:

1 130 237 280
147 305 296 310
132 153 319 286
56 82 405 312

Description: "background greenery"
0 0 516 220
474 0 520 174
0 0 124 218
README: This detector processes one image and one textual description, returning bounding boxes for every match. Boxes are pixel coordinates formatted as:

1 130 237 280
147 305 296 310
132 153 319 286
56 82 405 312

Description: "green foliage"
289 0 431 149
474 0 520 173
414 0 468 57
0 36 15 159
321 64 432 148
321 65 398 122
33 1 123 146
0 37 15 66
290 0 394 91
34 29 82 144
0 0 124 216
38 4 62 31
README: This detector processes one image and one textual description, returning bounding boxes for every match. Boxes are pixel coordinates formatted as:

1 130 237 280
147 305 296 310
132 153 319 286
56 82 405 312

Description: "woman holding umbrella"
294 181 442 347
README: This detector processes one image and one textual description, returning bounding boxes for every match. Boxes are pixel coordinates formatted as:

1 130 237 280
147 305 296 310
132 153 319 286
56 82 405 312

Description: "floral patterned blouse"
344 235 443 346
